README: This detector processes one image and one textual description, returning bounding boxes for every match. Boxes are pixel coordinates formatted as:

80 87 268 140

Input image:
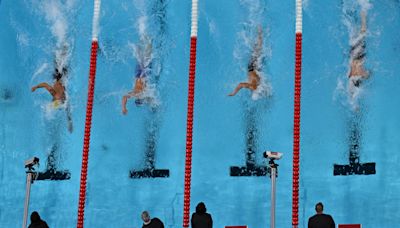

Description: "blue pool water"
1 0 400 227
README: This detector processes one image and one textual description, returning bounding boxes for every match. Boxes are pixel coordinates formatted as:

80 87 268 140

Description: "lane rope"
76 1 101 227
182 0 198 227
292 0 302 227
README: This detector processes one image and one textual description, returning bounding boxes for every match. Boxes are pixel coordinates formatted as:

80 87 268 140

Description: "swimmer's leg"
122 93 135 115
228 82 253 96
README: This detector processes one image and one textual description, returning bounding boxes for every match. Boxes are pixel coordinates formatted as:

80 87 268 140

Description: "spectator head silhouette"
196 202 207 214
315 202 324 214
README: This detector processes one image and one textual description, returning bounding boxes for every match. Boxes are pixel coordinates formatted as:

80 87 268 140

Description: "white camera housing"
25 157 39 168
264 151 283 160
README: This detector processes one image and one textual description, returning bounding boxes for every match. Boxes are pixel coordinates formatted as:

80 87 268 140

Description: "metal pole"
22 171 33 228
270 165 276 228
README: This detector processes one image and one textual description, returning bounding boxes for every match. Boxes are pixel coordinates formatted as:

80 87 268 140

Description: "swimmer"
31 67 67 105
228 26 263 97
349 10 368 87
122 36 153 115
31 64 73 133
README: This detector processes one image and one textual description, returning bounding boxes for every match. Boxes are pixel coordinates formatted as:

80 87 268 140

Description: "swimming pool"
1 0 400 227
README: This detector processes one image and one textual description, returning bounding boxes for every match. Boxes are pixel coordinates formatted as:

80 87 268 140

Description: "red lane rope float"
182 0 198 227
183 36 198 228
292 32 302 228
77 40 98 228
292 0 302 225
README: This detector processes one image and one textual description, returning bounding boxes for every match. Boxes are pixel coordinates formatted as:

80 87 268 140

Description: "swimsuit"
135 65 145 78
349 75 364 87
135 61 153 78
248 56 257 72
350 33 366 61
52 100 62 108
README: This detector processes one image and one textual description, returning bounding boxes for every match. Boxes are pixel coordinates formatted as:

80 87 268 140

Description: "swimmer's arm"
31 83 56 96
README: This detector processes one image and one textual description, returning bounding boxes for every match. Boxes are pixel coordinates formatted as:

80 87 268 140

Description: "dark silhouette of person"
141 211 164 228
28 211 49 228
308 202 335 228
191 202 213 228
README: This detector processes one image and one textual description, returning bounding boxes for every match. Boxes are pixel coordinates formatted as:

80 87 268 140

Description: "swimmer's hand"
31 86 37 92
122 108 128 115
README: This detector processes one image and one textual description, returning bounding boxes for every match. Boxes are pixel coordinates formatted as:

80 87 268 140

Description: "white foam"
41 0 68 47
252 75 273 100
41 101 68 120
357 0 372 12
342 0 372 42
16 32 29 47
36 0 74 72
240 0 265 24
208 20 217 35
31 63 50 83
133 0 147 13
141 80 161 108
334 77 365 111
9 17 30 48
137 16 148 38
347 76 364 108
65 0 77 11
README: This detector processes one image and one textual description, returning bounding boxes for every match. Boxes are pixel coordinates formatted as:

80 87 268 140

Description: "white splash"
41 0 68 47
357 0 372 12
334 77 365 111
36 0 75 71
31 63 50 83
140 80 161 108
42 101 68 120
137 16 148 39
342 0 372 41
16 32 29 47
9 17 30 48
209 20 217 35
252 72 273 101
240 0 265 24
